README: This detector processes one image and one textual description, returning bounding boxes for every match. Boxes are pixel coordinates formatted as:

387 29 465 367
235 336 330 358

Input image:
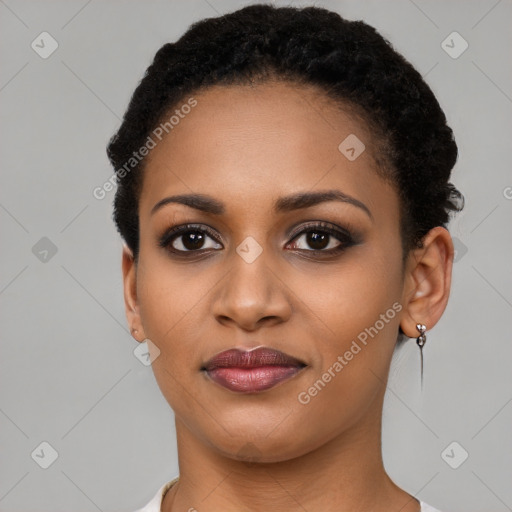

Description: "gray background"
1 0 511 511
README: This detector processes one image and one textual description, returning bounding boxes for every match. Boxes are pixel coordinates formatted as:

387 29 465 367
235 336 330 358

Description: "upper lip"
202 347 306 371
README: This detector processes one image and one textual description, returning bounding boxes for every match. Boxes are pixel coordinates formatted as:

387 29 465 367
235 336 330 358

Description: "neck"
162 385 420 512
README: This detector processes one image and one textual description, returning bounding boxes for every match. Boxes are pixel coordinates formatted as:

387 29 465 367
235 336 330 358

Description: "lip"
202 347 307 393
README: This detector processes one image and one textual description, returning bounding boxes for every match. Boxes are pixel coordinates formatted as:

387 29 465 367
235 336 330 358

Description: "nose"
211 250 292 332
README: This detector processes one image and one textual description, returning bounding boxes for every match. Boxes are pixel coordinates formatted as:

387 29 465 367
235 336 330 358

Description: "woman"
106 4 463 511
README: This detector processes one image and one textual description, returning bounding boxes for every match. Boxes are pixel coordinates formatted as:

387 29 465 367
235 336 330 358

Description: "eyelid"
158 223 223 250
287 220 354 242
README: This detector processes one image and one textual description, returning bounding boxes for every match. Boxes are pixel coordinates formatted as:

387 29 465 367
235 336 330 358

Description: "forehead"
139 81 398 222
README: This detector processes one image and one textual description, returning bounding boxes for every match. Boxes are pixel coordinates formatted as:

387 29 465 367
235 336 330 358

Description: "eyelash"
158 221 358 258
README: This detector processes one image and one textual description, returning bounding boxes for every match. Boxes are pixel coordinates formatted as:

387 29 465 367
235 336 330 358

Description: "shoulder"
420 502 444 512
132 480 443 512
133 477 179 512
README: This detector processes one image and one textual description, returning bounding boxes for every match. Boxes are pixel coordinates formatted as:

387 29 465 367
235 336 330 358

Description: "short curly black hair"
106 3 463 262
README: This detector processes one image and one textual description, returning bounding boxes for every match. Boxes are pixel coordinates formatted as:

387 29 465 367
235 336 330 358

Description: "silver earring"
416 324 427 387
416 324 426 347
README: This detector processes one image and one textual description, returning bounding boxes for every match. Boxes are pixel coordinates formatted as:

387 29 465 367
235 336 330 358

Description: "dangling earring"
416 323 426 387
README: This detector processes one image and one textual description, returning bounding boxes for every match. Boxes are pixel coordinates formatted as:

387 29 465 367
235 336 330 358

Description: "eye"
159 224 223 253
159 221 356 257
287 222 355 253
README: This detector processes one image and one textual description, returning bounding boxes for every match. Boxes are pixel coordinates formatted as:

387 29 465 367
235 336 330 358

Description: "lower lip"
206 365 303 393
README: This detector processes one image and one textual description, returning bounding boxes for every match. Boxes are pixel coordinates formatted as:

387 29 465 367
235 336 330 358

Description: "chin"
203 425 319 464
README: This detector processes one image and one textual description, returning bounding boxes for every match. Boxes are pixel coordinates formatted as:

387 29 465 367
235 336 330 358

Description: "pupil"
183 231 205 250
307 231 328 250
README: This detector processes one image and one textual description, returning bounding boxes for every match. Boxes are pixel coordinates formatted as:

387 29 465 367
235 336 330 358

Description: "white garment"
134 478 444 512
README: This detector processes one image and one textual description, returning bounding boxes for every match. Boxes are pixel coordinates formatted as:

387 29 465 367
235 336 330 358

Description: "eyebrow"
150 189 373 220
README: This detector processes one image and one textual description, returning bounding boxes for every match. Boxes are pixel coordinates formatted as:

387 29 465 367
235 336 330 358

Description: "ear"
122 245 146 342
399 226 454 338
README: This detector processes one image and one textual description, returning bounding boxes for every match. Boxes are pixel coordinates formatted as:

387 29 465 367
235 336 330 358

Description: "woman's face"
128 81 409 461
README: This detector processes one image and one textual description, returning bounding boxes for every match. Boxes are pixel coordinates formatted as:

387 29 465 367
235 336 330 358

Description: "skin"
122 81 454 511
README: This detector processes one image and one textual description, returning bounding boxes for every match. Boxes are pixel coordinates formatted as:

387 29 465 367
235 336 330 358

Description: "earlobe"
122 245 146 342
399 226 454 339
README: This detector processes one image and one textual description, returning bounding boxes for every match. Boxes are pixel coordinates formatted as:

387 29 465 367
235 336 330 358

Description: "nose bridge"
212 238 292 329
231 240 272 299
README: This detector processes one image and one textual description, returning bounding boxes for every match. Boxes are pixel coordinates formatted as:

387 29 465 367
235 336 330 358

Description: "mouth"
202 347 307 393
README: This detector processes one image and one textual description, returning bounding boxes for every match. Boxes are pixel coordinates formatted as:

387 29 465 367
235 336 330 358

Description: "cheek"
290 269 403 438
296 247 404 390
136 258 215 390
136 246 209 341
304 253 402 341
